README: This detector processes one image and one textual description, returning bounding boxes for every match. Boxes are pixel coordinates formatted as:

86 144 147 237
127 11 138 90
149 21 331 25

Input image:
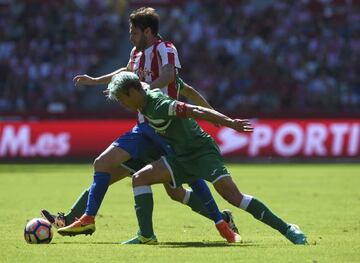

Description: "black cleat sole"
58 229 94 237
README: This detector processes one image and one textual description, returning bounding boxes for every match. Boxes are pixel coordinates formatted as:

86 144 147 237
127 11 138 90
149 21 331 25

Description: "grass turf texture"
0 164 359 263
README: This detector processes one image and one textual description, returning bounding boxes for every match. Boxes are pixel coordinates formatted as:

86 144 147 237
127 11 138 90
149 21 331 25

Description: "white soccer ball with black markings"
24 218 53 244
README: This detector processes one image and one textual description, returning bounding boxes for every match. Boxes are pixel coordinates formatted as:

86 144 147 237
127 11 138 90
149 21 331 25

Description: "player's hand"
73 74 97 87
103 89 109 96
231 119 253 132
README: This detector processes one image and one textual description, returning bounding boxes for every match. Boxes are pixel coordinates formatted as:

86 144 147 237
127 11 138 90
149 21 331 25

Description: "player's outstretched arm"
180 82 213 109
182 104 253 133
73 67 129 87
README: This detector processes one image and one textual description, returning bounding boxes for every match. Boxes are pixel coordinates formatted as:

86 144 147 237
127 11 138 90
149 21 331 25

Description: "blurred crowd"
0 0 125 113
162 0 360 114
1 0 359 115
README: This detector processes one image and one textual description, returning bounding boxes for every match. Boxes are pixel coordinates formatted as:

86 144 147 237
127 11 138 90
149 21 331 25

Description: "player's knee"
132 173 147 187
93 156 111 172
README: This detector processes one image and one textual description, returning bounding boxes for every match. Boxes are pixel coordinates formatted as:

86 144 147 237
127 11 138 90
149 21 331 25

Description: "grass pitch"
0 163 359 263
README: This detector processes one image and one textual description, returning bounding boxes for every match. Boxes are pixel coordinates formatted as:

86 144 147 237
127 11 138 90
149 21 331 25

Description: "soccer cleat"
285 224 307 245
40 209 66 229
216 220 241 243
222 209 239 234
57 214 95 236
121 234 158 245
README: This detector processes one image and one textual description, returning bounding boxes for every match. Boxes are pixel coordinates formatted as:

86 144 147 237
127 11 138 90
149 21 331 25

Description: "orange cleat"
57 214 95 236
216 220 241 243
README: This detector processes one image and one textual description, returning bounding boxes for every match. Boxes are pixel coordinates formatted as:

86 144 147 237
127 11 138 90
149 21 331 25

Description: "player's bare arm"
183 104 253 133
73 66 130 87
180 82 213 109
149 64 175 89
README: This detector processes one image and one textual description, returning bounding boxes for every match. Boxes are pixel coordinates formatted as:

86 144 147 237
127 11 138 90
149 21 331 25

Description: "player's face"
129 24 147 51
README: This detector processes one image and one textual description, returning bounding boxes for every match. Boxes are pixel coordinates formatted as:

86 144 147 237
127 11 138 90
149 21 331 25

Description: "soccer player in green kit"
43 7 239 242
107 71 307 245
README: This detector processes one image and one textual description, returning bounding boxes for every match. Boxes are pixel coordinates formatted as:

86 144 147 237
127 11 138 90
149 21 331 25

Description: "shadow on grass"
52 241 258 247
53 241 120 245
158 241 257 248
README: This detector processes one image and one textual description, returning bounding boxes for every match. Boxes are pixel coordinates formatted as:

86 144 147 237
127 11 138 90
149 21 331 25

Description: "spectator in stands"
0 0 124 113
0 0 359 115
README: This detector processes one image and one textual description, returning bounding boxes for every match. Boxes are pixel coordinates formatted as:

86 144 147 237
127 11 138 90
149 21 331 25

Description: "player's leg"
41 165 131 228
164 182 222 224
57 125 156 236
122 159 172 244
163 182 238 232
58 144 132 236
213 176 307 244
188 180 223 223
123 158 238 244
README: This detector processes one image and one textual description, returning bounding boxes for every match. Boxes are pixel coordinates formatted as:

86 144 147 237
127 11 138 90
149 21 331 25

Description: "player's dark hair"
129 7 159 35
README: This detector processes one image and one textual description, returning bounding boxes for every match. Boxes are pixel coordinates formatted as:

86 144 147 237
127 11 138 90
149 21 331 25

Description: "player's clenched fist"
231 119 253 132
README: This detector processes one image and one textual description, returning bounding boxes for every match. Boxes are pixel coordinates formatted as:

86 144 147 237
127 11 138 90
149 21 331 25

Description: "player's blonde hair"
107 72 142 100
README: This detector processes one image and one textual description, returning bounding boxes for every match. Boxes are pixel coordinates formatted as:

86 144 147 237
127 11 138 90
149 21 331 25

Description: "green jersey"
140 89 219 160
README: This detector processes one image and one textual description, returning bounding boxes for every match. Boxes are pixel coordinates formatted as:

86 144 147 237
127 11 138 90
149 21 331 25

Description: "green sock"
133 186 154 238
241 195 289 234
65 188 90 224
185 190 227 222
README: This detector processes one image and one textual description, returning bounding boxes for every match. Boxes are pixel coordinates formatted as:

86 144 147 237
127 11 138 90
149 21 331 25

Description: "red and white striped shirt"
128 40 181 100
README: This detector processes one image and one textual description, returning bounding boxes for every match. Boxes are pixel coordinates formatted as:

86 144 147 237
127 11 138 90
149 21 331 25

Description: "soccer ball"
24 218 53 244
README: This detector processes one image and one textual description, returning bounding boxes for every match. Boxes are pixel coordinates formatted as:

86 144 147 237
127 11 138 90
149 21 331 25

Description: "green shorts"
162 151 230 188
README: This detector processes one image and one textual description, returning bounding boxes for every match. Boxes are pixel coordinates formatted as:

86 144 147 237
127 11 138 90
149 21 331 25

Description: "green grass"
0 164 359 263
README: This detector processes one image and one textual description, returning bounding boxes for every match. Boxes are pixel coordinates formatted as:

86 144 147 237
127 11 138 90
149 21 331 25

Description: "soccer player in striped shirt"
48 7 238 241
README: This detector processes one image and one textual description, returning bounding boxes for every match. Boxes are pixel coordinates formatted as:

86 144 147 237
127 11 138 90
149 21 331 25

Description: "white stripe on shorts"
211 173 230 184
161 156 177 188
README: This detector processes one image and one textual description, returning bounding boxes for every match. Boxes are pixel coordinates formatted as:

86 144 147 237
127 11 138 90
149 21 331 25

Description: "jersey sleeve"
152 98 188 119
157 42 181 69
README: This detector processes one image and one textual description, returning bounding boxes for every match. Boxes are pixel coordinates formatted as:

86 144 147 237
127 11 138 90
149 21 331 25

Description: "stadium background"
0 0 359 161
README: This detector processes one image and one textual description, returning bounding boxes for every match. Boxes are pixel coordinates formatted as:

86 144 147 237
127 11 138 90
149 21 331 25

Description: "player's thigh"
108 166 131 185
94 145 131 171
132 159 172 187
109 158 153 185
